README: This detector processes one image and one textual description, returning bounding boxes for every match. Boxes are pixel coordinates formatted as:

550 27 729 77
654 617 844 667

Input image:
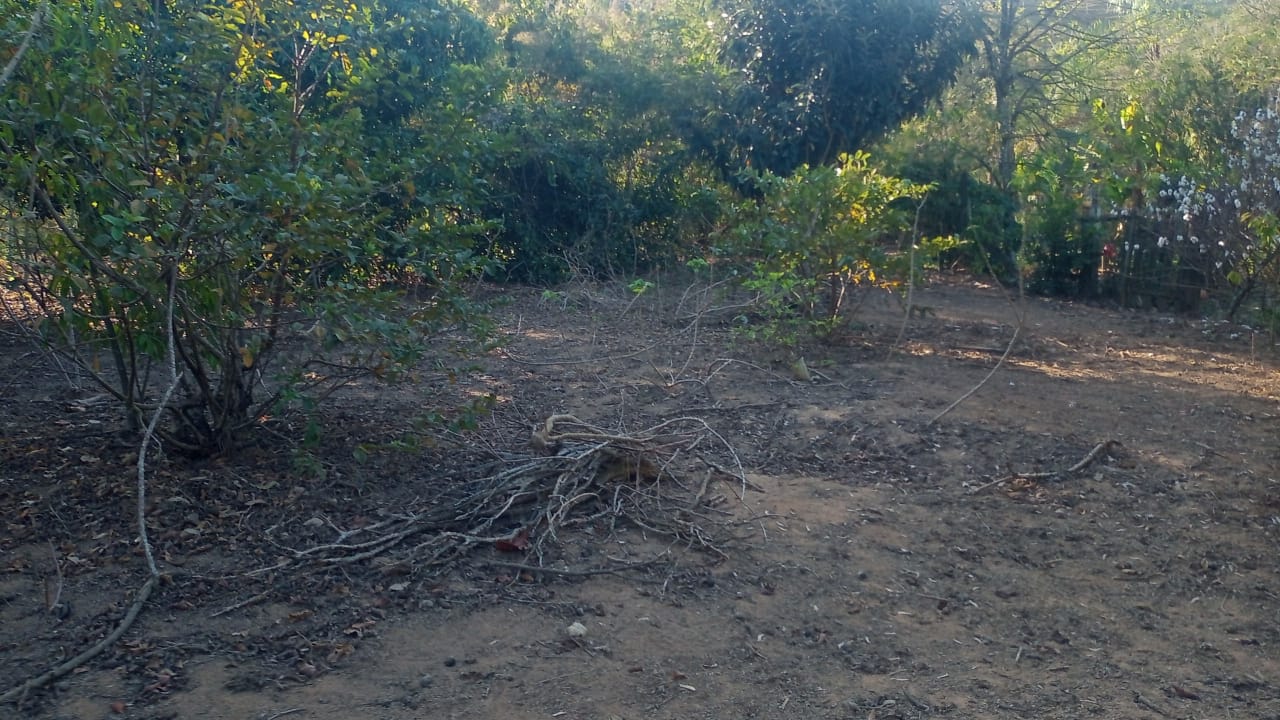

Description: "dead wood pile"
278 414 753 574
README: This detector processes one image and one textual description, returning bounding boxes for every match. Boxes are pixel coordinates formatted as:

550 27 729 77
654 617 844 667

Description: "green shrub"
0 0 491 455
712 152 926 345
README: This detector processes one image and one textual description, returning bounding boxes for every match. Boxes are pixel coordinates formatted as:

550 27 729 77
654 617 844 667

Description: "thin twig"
888 193 929 358
503 319 697 367
137 262 182 578
928 224 1029 426
1065 440 1121 473
209 590 271 619
44 541 63 615
487 554 668 578
966 475 1012 495
968 440 1121 495
927 323 1021 427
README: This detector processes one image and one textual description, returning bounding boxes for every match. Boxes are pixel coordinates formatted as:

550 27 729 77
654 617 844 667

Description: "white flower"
1157 236 1168 248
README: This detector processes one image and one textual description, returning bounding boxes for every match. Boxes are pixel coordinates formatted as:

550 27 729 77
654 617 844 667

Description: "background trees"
473 0 705 282
966 0 1123 195
1044 0 1280 314
715 0 973 175
876 0 1280 317
4 0 1278 451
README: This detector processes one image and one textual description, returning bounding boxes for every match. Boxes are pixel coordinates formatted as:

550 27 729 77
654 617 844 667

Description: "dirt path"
2 278 1278 719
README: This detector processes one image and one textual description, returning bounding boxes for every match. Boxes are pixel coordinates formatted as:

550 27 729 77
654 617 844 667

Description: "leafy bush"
1081 83 1280 315
0 0 491 455
1014 151 1105 297
712 153 926 345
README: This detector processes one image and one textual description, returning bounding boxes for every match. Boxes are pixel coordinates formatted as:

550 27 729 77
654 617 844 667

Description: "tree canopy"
716 0 974 174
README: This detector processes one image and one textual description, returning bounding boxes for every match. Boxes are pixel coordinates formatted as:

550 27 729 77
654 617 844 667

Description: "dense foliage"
474 0 706 283
876 0 1280 318
3 0 1277 453
716 0 973 175
712 153 927 345
0 0 493 453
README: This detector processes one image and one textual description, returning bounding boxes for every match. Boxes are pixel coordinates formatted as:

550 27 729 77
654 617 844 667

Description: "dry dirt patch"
2 277 1279 719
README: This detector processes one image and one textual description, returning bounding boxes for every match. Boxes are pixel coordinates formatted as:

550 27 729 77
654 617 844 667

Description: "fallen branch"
1 577 156 705
2 246 181 708
969 440 1123 495
928 323 1021 427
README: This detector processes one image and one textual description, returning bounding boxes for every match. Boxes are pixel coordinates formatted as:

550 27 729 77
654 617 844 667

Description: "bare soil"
2 276 1279 720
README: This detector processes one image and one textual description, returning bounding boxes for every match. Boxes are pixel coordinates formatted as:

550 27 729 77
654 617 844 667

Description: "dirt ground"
2 275 1279 720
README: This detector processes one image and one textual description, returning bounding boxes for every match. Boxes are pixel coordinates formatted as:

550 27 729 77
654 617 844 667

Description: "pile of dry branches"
275 414 754 574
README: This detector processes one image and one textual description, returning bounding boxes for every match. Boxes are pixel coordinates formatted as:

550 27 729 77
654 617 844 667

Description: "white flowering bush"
1148 94 1280 318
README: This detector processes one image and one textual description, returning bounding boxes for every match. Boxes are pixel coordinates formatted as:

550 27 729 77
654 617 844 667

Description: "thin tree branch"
0 1 47 91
